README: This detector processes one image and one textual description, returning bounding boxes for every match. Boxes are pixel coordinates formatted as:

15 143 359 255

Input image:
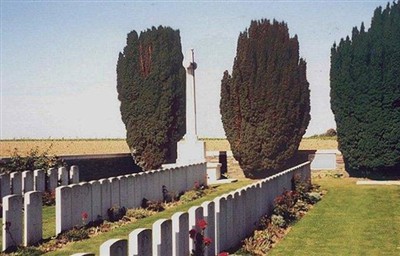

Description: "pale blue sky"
0 0 391 139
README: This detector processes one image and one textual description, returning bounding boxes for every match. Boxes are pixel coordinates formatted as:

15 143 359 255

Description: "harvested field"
0 138 338 157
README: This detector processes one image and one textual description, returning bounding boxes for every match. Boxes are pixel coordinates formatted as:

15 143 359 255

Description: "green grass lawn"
270 176 400 255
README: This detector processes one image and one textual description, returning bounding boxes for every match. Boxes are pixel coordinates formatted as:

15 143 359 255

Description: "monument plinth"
176 49 206 165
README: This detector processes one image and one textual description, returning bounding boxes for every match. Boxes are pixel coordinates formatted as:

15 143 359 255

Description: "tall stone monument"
176 49 206 165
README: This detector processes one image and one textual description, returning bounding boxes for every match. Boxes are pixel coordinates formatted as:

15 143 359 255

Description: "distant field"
0 138 338 157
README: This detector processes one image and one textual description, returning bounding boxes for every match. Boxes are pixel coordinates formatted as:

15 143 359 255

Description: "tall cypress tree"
330 2 400 175
220 19 310 178
117 26 186 170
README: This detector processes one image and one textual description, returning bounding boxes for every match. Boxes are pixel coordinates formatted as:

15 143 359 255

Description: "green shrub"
220 19 310 178
107 206 127 222
242 230 272 255
306 192 322 204
330 2 400 175
273 190 299 225
58 227 89 242
271 214 286 228
0 146 65 174
126 208 155 219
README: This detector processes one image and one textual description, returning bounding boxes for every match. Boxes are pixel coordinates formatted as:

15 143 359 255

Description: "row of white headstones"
0 166 79 198
71 162 311 256
1 162 207 251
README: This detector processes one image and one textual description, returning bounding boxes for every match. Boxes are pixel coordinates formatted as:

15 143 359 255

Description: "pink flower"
81 211 88 220
197 219 207 230
203 236 212 246
218 252 229 256
189 229 197 239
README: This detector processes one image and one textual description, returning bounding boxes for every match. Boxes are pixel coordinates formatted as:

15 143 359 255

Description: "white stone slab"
34 169 46 192
171 211 189 256
99 238 128 256
70 165 80 184
70 184 83 228
2 194 23 251
0 173 11 198
310 150 338 170
126 175 135 209
152 219 173 256
56 186 72 234
22 170 34 194
129 228 152 256
100 179 111 220
118 176 128 208
202 201 216 256
10 172 22 195
58 167 69 185
24 191 42 246
188 205 204 253
357 180 400 185
109 177 120 208
89 181 102 221
80 182 92 225
47 168 58 191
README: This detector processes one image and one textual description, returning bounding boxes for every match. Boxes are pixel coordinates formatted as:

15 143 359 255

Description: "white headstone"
188 205 204 253
2 195 23 251
132 174 142 209
89 180 102 222
34 169 46 192
128 228 152 256
56 186 72 234
202 201 216 256
22 170 34 194
100 179 111 219
0 173 11 198
171 211 189 256
47 168 58 191
58 167 69 186
152 219 173 256
70 165 80 184
79 182 92 225
10 172 22 195
126 175 135 209
70 184 82 227
118 176 128 208
109 177 120 208
214 196 227 252
24 191 42 246
100 238 128 256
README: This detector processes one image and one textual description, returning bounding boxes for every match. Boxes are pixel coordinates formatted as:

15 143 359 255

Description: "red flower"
197 219 207 230
194 181 200 189
81 211 89 220
189 229 197 239
218 252 229 256
203 236 212 246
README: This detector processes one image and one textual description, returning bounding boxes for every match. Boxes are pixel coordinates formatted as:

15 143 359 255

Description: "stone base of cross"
176 136 206 165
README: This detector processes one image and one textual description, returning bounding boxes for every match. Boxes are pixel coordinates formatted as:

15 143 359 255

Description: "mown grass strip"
44 180 252 255
269 177 400 255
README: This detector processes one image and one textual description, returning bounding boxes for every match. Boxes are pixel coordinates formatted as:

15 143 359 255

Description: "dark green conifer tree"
330 1 400 175
220 19 310 178
117 26 186 170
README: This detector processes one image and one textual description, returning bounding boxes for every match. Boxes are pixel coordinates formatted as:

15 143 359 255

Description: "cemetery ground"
2 137 399 255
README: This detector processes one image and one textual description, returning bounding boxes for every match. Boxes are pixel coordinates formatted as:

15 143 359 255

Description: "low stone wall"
73 161 311 255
